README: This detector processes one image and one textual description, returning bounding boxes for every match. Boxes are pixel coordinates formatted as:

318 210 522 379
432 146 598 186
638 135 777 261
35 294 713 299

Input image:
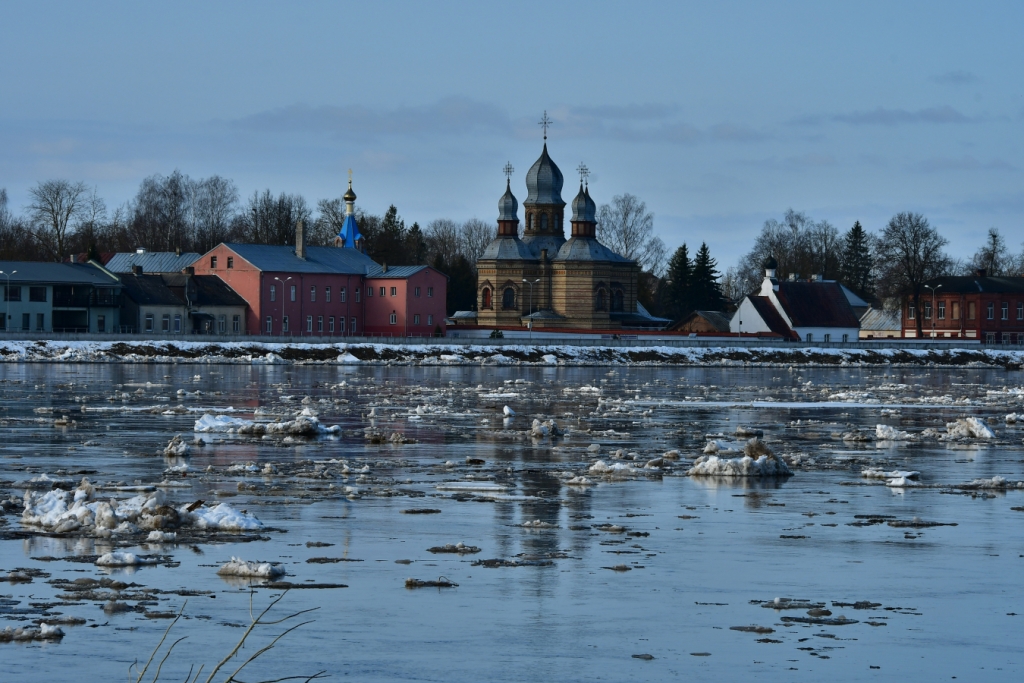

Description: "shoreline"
1 339 1023 368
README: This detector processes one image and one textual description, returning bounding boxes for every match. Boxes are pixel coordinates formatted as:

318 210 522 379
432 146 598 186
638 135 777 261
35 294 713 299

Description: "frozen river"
1 362 1023 682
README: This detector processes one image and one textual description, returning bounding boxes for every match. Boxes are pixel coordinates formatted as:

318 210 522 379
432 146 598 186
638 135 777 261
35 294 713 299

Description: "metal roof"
481 237 536 261
860 307 902 331
748 296 798 339
524 144 565 207
364 265 430 279
118 274 183 306
921 275 1024 294
0 261 121 287
775 281 860 328
553 237 634 263
162 274 248 307
106 252 200 273
223 243 379 274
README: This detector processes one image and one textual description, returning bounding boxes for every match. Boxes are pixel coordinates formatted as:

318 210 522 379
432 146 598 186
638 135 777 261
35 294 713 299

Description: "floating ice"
945 417 995 440
147 530 177 542
436 482 510 492
503 405 516 416
875 424 913 441
183 502 265 530
96 551 154 566
216 557 285 578
687 443 792 477
703 439 742 454
862 469 920 480
194 414 252 432
163 435 191 456
588 460 637 475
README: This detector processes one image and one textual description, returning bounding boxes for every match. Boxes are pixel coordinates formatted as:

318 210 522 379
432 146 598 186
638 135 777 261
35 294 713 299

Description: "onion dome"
764 256 779 270
571 183 597 223
343 179 357 203
525 144 565 206
498 179 519 221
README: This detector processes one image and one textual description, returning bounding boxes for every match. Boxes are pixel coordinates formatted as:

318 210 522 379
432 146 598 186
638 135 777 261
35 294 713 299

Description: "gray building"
0 262 123 333
118 270 247 334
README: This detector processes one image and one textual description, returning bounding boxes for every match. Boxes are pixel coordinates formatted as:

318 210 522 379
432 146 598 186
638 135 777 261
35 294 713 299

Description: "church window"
540 214 548 231
502 287 517 310
595 289 607 311
482 288 492 309
611 289 624 312
528 214 534 230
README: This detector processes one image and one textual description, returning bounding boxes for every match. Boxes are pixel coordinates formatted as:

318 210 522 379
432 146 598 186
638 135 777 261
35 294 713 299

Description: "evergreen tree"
664 243 693 320
405 222 427 264
431 253 476 315
364 205 408 265
690 242 726 311
840 221 873 299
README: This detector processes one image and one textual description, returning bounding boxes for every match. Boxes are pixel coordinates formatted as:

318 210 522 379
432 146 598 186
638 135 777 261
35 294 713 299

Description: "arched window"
527 214 534 230
595 289 607 311
502 287 517 310
611 289 624 312
482 288 492 309
540 214 548 231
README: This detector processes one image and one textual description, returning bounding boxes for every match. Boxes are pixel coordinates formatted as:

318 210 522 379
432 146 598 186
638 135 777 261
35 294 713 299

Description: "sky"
1 0 1022 270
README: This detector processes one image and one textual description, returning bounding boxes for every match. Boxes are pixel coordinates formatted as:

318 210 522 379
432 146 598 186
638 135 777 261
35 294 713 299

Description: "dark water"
1 363 1022 682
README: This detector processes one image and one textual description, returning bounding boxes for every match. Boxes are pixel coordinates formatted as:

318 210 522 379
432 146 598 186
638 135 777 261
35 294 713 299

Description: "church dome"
343 179 357 203
571 183 597 223
525 144 565 206
498 180 518 221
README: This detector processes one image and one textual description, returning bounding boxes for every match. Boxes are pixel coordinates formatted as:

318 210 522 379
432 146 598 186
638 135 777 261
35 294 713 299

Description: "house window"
1002 302 1009 320
987 302 995 320
390 287 397 297
379 287 386 297
317 316 323 332
414 314 420 325
29 286 46 302
340 287 346 302
173 315 181 333
290 285 296 302
415 287 421 298
350 317 357 334
270 285 276 302
540 213 548 231
938 302 946 320
227 257 233 269
595 289 606 311
482 288 492 309
265 316 272 333
328 316 334 333
325 287 331 303
145 314 154 332
22 313 30 330
162 314 170 332
985 332 996 344
367 286 373 297
611 289 624 312
4 286 20 301
427 287 434 298
805 333 813 342
923 302 931 319
232 315 240 332
310 286 316 302
968 301 976 320
502 287 516 309
306 315 313 332
1018 302 1023 320
389 312 397 325
952 301 960 319
355 288 360 302
36 313 44 331
218 315 226 333
842 334 849 343
210 256 217 269
283 316 289 332
907 304 915 320
340 317 346 334
823 334 831 342
1002 332 1011 344
427 315 433 326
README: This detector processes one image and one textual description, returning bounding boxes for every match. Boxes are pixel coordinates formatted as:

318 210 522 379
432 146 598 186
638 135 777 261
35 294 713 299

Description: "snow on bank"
21 478 264 534
217 557 285 579
4 339 1024 368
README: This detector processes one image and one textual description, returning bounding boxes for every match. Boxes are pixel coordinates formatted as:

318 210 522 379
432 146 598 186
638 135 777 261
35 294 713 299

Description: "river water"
1 363 1022 682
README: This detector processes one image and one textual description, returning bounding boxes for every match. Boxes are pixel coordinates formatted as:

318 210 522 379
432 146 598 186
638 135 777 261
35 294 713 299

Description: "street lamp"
274 276 292 336
0 270 15 333
522 278 539 340
924 283 942 339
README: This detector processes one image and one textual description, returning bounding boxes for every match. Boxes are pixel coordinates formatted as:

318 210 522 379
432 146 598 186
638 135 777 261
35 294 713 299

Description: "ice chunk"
875 424 913 441
147 530 177 542
503 405 516 416
163 435 191 456
96 551 152 566
862 468 920 480
182 502 265 531
194 414 252 432
687 452 792 477
703 439 742 454
216 557 285 578
435 482 510 492
945 417 995 440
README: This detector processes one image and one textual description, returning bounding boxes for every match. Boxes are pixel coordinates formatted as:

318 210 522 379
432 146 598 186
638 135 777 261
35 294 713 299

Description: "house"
902 270 1024 343
730 259 860 342
859 307 901 339
106 249 200 274
669 310 731 334
118 269 247 334
0 261 123 333
191 180 447 337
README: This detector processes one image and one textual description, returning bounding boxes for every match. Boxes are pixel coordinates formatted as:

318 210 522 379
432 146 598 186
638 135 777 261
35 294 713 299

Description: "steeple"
335 170 364 250
497 162 519 237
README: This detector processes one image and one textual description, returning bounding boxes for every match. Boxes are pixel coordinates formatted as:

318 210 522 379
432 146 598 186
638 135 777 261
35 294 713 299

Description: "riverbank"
1 339 1023 367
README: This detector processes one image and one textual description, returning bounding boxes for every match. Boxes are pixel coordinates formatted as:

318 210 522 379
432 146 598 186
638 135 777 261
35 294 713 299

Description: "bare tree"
232 190 311 246
596 193 666 275
190 175 238 252
970 227 1011 275
313 197 346 246
425 218 462 267
27 180 90 261
460 218 494 265
874 212 949 338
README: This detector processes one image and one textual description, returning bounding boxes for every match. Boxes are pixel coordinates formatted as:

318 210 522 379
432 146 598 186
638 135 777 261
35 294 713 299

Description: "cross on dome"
576 163 589 186
503 162 514 181
539 111 552 140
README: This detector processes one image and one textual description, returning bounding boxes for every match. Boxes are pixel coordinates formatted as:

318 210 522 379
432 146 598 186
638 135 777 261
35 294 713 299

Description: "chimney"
132 265 143 275
540 248 548 262
788 272 797 281
175 246 181 257
296 220 306 260
136 247 146 255
382 262 388 273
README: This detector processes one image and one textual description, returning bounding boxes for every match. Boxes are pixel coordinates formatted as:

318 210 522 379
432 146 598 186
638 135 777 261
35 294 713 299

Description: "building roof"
553 236 634 263
450 310 478 319
162 274 248 307
481 237 536 261
222 243 379 274
498 179 519 222
337 214 363 249
775 281 860 328
921 274 1024 294
672 310 731 331
521 234 566 258
0 261 121 287
106 251 199 273
860 307 902 331
524 143 565 206
570 183 597 223
636 301 672 323
364 265 431 279
748 296 797 339
118 274 183 306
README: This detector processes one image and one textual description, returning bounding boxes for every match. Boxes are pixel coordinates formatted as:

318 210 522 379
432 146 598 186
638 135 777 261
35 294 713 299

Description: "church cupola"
570 164 597 238
335 170 364 250
497 163 519 237
523 113 566 241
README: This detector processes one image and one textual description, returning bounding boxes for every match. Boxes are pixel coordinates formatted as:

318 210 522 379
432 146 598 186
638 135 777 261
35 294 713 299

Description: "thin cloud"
931 70 981 85
791 105 974 126
914 156 1016 173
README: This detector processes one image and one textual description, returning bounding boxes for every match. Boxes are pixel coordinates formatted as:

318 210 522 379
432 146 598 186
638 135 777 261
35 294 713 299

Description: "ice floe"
216 557 285 578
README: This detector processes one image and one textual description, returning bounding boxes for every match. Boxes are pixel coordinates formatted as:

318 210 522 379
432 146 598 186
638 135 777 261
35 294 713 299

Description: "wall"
2 284 51 331
192 245 263 335
729 298 772 334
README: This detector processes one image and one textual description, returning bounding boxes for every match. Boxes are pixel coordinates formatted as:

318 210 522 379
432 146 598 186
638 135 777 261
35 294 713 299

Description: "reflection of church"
475 142 643 330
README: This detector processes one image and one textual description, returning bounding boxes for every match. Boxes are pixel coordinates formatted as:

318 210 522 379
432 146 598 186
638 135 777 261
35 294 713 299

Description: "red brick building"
902 271 1024 343
192 235 447 338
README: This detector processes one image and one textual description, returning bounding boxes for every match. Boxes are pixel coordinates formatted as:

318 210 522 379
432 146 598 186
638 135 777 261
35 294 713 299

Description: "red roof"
748 296 797 339
775 282 860 328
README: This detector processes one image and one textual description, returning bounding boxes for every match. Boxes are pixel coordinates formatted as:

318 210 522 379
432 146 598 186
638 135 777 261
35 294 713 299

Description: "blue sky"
1 0 1021 268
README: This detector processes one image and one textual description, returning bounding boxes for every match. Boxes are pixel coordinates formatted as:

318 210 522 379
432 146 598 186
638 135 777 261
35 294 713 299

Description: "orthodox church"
475 142 643 330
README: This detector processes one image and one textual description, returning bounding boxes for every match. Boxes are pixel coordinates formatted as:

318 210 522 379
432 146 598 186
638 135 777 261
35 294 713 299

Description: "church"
474 141 645 330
